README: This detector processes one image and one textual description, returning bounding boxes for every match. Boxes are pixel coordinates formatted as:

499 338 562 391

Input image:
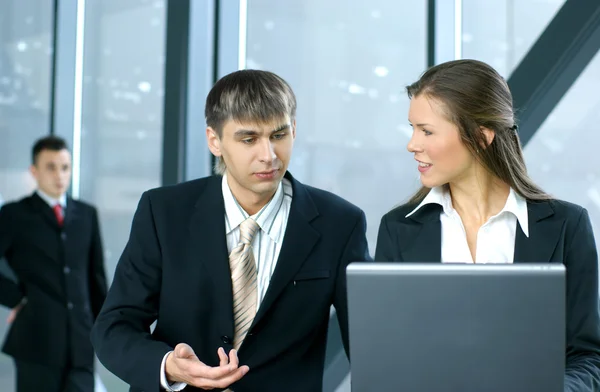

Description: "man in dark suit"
0 136 108 392
91 70 370 391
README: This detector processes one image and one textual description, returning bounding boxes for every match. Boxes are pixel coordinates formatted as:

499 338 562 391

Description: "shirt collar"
406 186 452 217
503 187 529 237
36 189 67 209
222 174 286 242
406 186 529 237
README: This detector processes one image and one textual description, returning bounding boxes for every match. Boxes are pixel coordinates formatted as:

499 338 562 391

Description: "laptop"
346 263 565 392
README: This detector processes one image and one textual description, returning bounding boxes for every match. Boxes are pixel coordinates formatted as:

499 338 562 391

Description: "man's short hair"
32 136 69 165
205 69 296 137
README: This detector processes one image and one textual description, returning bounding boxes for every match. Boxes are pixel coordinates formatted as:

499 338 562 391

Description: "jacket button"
67 302 74 310
221 335 231 344
63 266 71 274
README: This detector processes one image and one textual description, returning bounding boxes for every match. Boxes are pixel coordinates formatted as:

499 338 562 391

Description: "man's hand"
165 343 249 390
6 300 25 324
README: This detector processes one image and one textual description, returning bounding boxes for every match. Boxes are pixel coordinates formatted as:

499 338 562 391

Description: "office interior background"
0 0 599 390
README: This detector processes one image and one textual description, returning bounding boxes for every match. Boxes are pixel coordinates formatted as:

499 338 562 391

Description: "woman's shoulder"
381 201 441 225
529 198 586 220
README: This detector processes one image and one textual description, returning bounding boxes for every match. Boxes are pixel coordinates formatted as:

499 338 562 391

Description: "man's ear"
29 164 38 180
206 127 222 157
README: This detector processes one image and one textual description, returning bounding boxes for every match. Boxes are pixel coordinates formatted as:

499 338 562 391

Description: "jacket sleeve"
564 207 600 392
375 214 402 262
0 205 25 308
88 206 108 319
91 192 172 392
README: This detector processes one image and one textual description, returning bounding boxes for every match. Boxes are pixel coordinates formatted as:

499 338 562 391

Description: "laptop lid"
347 263 565 392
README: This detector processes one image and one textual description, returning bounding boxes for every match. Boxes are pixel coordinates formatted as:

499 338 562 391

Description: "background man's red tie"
53 204 64 227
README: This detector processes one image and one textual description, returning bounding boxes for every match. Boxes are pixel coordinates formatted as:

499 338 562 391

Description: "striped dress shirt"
222 174 293 306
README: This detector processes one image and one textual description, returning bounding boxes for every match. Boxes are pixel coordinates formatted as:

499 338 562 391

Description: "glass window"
0 1 54 387
524 49 600 254
79 0 166 390
246 0 428 250
0 1 54 202
462 0 566 76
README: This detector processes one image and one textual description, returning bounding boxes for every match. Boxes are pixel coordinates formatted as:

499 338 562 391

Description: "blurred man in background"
0 136 107 392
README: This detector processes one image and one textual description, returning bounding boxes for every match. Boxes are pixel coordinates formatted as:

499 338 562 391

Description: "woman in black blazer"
375 59 600 391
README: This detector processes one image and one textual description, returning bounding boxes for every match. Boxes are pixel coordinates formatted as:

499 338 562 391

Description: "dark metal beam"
49 0 59 135
161 0 190 186
427 0 436 68
210 0 221 175
508 0 600 145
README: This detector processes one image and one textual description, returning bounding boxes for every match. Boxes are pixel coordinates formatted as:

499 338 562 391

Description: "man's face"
30 149 72 199
207 116 296 208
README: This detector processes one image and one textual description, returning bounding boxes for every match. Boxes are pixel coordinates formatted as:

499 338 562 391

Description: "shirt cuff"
160 351 187 391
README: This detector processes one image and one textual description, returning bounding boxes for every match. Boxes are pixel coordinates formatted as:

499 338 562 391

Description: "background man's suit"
91 173 370 392
0 193 107 391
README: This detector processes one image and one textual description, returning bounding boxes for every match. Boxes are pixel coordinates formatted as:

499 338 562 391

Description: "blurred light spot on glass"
373 66 389 77
348 84 365 95
137 81 151 93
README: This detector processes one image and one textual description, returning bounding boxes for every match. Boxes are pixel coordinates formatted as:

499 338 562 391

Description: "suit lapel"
26 194 62 263
188 177 234 326
514 201 563 263
63 197 78 229
250 173 320 329
401 204 442 263
30 193 61 230
32 193 79 231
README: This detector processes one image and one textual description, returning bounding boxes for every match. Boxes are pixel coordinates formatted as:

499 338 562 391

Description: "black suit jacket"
91 173 370 392
0 193 107 368
375 199 600 392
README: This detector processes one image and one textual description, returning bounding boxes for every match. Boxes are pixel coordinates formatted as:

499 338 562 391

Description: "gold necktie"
229 218 260 350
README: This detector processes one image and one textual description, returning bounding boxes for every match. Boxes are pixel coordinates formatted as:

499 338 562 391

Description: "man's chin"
252 180 280 195
51 188 66 197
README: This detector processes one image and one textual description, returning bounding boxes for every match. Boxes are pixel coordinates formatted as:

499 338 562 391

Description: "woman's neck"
448 169 510 225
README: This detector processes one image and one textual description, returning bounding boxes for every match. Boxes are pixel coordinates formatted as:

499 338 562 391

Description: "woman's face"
407 95 476 188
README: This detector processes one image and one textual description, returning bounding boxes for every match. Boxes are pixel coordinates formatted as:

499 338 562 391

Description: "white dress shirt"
161 175 293 391
36 189 67 210
406 186 529 263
